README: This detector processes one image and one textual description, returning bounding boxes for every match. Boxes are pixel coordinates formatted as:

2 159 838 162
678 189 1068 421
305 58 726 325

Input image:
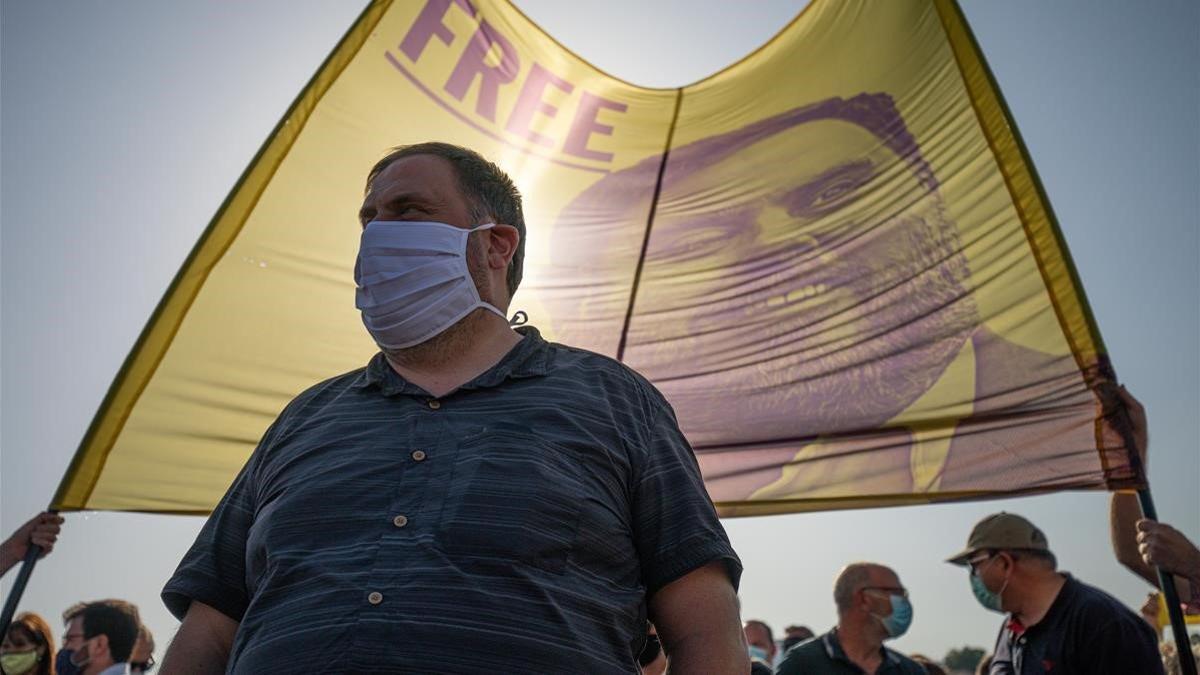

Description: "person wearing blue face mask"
743 619 777 671
57 600 140 675
776 563 924 674
947 512 1164 674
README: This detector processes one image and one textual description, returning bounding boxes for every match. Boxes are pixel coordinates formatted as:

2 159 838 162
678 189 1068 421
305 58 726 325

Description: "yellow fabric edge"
714 485 1101 519
498 0 822 93
50 0 392 511
931 0 1107 375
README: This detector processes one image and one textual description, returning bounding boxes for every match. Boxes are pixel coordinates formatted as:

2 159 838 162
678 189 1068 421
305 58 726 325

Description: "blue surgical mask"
748 645 770 662
55 649 83 675
355 220 507 350
872 594 914 639
971 571 1006 612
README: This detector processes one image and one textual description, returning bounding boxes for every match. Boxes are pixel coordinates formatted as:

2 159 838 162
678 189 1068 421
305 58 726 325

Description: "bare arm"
0 512 63 576
1112 492 1158 586
160 600 238 675
650 561 749 675
1137 519 1200 586
1109 387 1158 585
1108 387 1195 599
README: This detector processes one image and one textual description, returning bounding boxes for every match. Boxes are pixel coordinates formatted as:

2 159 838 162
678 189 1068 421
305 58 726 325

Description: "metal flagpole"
1137 488 1198 675
0 508 56 638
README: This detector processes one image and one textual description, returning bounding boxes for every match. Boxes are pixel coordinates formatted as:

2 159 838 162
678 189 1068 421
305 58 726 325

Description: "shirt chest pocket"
436 423 585 573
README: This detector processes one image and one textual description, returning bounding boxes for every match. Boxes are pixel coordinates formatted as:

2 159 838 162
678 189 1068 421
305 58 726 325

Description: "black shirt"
163 326 741 673
990 574 1164 674
776 628 926 674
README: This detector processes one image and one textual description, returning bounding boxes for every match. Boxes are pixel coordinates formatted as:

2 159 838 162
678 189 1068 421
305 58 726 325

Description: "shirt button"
411 450 427 462
367 591 383 605
427 399 441 410
392 514 409 528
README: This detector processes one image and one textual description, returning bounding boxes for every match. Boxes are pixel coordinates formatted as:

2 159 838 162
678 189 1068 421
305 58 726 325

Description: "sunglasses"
862 586 909 599
130 655 156 673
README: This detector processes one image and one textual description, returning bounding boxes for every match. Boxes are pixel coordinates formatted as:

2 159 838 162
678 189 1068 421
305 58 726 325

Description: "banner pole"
0 544 44 637
1137 488 1197 675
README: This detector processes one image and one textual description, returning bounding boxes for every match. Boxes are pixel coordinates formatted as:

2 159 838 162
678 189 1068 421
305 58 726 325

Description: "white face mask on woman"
355 220 506 350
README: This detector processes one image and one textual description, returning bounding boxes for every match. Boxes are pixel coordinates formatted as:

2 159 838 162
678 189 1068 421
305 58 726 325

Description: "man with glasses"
947 512 1163 674
58 600 140 675
776 563 924 674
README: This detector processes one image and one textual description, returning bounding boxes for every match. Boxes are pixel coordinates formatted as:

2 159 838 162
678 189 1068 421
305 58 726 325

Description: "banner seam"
615 88 684 362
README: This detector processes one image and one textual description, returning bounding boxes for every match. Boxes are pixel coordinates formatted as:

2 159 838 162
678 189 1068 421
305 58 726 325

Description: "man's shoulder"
776 635 833 672
1056 574 1156 638
883 648 930 674
540 336 667 404
289 364 370 405
1062 575 1141 617
268 363 371 431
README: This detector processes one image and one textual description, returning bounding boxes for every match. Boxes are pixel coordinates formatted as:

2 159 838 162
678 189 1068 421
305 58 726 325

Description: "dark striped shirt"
163 326 741 673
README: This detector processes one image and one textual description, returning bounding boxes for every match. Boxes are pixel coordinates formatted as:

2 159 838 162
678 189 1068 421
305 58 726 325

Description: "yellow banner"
53 0 1138 514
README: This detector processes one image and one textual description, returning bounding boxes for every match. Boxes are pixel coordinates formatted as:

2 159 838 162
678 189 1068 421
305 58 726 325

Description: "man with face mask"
160 142 747 673
743 619 777 669
776 563 924 674
57 601 140 675
947 512 1164 674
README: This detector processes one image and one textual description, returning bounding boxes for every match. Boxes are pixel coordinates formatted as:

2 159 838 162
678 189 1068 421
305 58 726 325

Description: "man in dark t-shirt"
947 512 1163 674
777 563 925 675
159 143 748 673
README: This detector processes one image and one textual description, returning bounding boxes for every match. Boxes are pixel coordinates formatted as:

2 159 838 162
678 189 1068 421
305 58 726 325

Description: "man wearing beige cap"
948 512 1163 674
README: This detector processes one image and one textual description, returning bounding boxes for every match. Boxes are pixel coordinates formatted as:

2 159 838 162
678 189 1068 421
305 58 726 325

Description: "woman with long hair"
1 612 56 675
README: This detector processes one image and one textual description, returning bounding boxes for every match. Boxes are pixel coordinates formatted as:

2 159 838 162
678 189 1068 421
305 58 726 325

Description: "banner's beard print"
640 199 975 442
551 94 979 447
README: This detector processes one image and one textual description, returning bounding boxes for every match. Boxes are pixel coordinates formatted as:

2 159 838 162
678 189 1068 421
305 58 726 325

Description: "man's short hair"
781 624 814 651
62 601 87 624
80 600 140 663
366 142 527 299
744 619 774 643
833 562 882 613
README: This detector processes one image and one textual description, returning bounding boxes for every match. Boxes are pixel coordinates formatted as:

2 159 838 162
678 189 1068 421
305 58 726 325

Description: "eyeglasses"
130 655 156 673
862 586 909 599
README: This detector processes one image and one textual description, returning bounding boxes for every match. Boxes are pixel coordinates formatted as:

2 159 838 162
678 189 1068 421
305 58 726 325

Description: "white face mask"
355 220 506 349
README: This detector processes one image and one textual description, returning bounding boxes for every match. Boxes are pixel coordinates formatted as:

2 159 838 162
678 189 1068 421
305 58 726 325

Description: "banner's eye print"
783 160 876 219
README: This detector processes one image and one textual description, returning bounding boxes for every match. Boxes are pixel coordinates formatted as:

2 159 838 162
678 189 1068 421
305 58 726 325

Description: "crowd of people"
4 498 1197 673
2 142 1198 674
712 511 1195 675
1 599 155 675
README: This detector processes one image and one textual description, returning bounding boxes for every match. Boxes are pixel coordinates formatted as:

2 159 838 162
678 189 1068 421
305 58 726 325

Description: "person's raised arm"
0 512 63 576
1108 387 1195 600
1109 387 1158 584
650 561 749 674
160 601 238 675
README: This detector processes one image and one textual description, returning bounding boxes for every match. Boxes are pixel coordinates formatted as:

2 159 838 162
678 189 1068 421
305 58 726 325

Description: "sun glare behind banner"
52 0 1141 515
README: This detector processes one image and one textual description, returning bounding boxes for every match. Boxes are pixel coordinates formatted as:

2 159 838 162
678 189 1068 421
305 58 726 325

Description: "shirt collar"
354 325 551 396
823 627 902 668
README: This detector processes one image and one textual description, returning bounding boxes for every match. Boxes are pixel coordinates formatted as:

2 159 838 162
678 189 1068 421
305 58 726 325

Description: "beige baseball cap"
946 512 1051 565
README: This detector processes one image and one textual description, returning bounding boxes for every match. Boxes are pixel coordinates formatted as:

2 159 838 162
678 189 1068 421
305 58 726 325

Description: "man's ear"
94 633 110 658
853 588 869 611
487 224 520 271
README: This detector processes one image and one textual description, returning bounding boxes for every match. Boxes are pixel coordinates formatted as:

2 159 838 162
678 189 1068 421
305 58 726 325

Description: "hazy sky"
2 0 1197 664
